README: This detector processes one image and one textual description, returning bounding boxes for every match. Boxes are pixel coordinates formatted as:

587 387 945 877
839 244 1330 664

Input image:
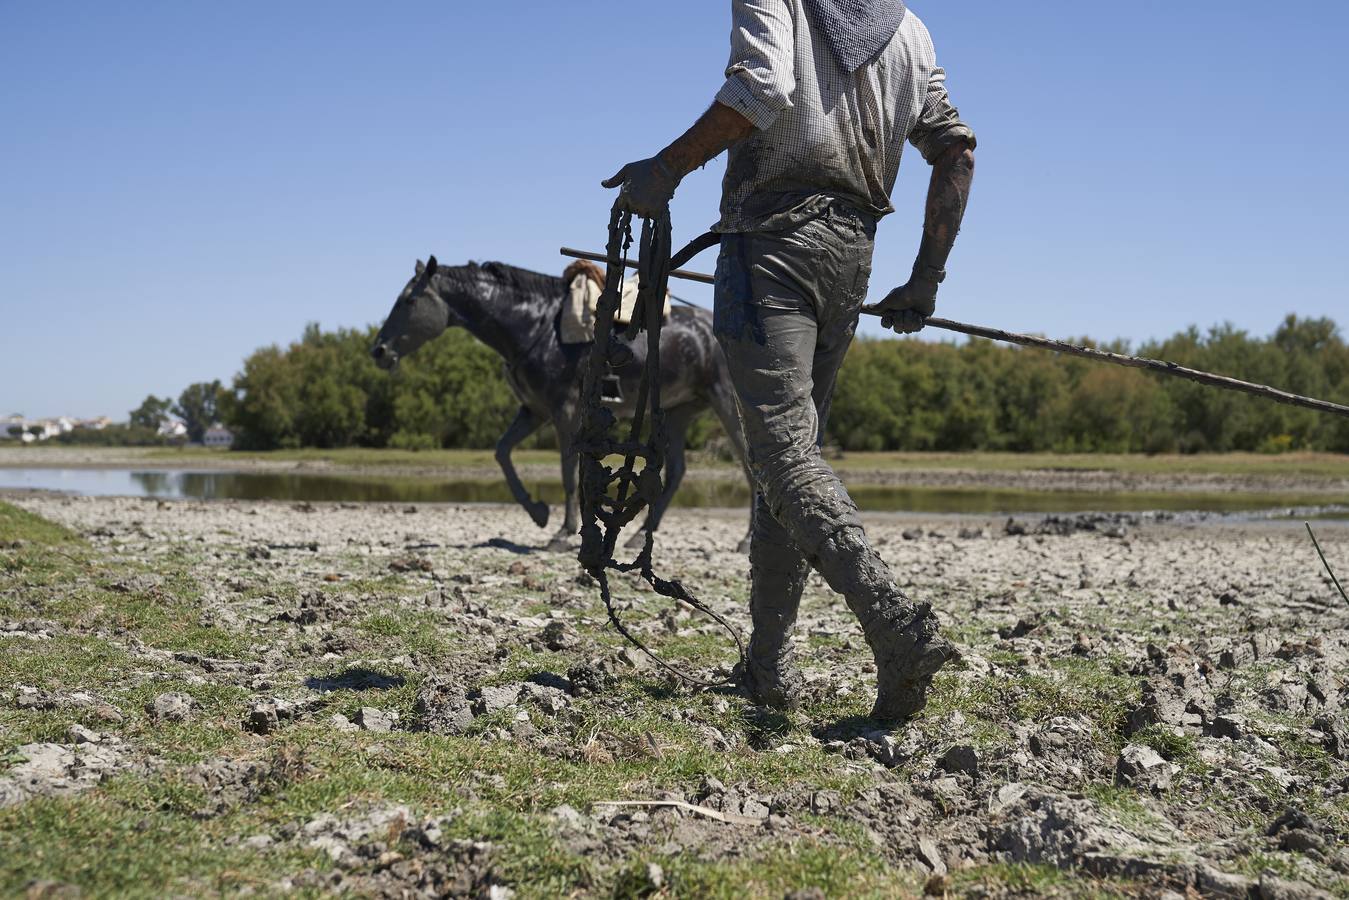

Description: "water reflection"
1 468 1347 517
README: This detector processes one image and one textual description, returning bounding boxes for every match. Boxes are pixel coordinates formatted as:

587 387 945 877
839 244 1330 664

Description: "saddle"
560 259 671 345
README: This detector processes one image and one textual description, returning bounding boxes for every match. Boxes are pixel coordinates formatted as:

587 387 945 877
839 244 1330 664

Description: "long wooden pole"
560 246 1349 420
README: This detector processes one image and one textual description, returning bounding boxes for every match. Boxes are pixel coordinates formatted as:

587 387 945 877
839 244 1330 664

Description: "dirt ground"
1 494 1347 898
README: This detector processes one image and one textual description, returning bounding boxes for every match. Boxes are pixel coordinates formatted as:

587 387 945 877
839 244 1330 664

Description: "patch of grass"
356 609 460 658
1132 725 1200 769
1083 783 1165 831
0 783 325 898
946 862 1137 898
0 501 79 545
656 842 912 899
1229 850 1311 884
923 655 1139 753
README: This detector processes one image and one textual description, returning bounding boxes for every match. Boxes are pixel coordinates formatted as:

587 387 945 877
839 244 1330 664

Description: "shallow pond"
2 468 1347 519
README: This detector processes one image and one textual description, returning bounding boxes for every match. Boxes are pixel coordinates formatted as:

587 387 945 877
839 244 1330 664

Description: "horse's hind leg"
546 437 581 553
496 406 548 528
627 404 697 549
708 377 755 554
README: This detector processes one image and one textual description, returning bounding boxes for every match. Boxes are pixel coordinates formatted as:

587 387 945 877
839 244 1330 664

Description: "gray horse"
371 256 753 552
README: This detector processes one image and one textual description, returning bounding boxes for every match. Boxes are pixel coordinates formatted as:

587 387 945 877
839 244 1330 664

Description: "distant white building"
3 415 118 442
157 419 188 439
203 425 234 448
29 420 68 441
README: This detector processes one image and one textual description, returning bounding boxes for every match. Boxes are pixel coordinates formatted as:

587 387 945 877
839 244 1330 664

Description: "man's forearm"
658 102 757 180
913 141 976 281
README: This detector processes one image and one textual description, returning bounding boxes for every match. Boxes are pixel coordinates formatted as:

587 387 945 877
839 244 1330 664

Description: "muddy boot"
814 527 955 723
737 554 809 711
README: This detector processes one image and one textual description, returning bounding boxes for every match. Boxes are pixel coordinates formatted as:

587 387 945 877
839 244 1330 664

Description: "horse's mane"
457 261 564 299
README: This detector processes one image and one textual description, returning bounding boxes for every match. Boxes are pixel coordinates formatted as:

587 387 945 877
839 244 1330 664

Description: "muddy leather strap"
575 209 747 689
669 230 721 272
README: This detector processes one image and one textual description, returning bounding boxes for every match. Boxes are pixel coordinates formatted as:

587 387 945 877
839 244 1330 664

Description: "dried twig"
593 800 766 826
1306 523 1348 606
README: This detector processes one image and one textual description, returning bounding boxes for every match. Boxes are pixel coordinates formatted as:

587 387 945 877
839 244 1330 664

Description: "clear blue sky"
3 1 1346 420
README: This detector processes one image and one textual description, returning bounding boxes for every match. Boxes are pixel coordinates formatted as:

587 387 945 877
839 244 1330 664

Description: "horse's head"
371 257 452 370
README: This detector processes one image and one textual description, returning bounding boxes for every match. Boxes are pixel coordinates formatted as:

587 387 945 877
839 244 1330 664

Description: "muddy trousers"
713 206 927 698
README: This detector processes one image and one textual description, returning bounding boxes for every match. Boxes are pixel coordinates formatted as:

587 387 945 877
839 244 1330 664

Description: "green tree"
216 314 1349 455
174 380 225 443
129 395 172 431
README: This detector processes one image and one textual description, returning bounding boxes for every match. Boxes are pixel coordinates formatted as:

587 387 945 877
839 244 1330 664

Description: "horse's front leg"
495 406 548 528
627 405 695 549
546 438 581 552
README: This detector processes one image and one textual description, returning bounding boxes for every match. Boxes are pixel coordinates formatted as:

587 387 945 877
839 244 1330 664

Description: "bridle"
574 207 746 688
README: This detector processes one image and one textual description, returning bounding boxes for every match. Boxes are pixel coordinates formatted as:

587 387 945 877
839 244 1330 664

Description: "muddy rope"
576 207 746 688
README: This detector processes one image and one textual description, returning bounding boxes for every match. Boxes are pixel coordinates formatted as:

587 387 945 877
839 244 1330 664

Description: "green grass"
923 655 1140 754
944 862 1139 898
11 444 1349 480
3 498 1344 897
0 501 79 545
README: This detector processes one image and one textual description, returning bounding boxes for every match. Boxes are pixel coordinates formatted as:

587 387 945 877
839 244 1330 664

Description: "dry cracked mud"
1 493 1346 898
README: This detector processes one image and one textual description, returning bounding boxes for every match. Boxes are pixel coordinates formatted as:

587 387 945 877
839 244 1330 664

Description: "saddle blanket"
561 273 671 345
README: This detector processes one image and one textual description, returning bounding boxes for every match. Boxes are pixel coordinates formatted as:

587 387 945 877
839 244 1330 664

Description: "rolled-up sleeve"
907 66 976 164
715 0 796 131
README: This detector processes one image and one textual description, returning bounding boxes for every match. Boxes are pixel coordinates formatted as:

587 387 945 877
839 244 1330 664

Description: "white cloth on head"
561 275 671 345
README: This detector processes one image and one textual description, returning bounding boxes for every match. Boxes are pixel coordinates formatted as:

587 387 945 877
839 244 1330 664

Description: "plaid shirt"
714 1 975 232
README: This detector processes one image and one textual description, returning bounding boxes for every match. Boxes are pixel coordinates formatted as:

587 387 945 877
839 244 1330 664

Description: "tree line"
103 315 1348 454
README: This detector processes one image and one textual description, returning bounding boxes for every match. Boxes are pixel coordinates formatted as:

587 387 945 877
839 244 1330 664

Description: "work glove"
602 154 681 218
863 268 943 334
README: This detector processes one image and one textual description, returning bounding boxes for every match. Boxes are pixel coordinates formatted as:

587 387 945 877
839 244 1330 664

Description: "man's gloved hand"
863 273 940 334
602 154 681 218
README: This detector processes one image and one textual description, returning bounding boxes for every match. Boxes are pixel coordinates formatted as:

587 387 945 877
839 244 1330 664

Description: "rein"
575 209 746 688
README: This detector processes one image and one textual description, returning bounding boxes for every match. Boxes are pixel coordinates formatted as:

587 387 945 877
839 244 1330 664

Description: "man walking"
604 0 975 723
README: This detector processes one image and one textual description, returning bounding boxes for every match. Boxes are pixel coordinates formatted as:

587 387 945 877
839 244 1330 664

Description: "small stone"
1312 715 1346 760
67 724 101 744
241 834 274 850
246 703 280 735
472 684 523 715
1280 829 1326 855
1209 714 1247 741
1030 731 1068 756
810 790 841 815
1115 743 1173 793
539 620 578 651
1219 643 1254 670
145 692 195 723
1257 872 1332 900
354 708 394 733
938 744 979 778
988 782 1029 815
550 805 589 830
91 703 123 724
328 713 358 732
15 686 47 710
916 836 947 876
